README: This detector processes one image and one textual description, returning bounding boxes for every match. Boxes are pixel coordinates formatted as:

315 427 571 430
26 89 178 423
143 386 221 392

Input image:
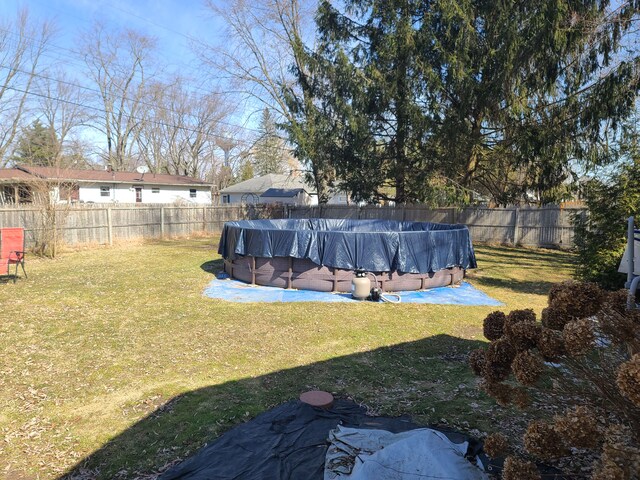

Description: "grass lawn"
0 237 575 479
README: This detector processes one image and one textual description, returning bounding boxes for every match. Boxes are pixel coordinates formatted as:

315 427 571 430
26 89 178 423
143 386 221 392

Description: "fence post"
203 206 207 232
106 207 113 246
513 207 520 246
160 206 165 238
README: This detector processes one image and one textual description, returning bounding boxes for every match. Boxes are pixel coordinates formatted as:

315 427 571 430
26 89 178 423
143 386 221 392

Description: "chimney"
105 164 113 173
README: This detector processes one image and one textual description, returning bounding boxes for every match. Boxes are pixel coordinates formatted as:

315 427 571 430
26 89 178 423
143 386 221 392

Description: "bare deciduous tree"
201 0 313 118
36 71 93 167
80 23 157 171
0 9 54 166
200 0 335 201
136 77 232 178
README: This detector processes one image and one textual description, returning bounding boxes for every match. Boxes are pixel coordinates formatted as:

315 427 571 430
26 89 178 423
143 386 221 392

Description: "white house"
0 166 213 205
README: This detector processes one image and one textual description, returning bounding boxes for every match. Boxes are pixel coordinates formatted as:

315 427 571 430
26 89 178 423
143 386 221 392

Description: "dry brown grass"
0 239 575 479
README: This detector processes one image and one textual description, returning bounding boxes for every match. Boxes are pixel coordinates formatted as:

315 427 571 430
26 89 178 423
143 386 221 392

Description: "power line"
5 85 295 155
0 64 266 136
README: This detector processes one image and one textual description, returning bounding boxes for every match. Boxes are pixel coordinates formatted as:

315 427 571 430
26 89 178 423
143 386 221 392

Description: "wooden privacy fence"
0 203 585 248
289 205 586 248
0 204 286 248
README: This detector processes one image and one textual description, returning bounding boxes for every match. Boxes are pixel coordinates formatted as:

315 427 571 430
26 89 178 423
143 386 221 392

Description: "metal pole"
627 216 635 288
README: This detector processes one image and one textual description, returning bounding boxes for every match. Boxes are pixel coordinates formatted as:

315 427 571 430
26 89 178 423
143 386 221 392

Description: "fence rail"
288 205 586 248
0 203 585 249
0 204 286 248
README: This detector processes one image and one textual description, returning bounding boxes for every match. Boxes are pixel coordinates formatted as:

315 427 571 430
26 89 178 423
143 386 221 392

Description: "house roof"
0 168 34 182
221 173 312 194
13 166 211 187
260 188 304 198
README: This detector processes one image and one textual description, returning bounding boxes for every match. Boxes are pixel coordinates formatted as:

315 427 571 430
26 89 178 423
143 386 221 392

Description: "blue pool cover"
218 219 477 274
203 277 502 305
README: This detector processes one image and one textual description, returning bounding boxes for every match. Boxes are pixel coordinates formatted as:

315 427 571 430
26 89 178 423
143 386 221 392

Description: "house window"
222 194 230 204
152 187 160 194
189 189 197 198
100 186 110 197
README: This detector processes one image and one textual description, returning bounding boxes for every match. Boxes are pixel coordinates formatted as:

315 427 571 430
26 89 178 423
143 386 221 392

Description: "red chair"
0 228 27 283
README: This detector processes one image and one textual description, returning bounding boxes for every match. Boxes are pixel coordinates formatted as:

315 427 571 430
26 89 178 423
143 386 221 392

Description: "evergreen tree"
252 109 287 176
310 0 640 205
424 0 640 205
11 119 59 166
314 0 434 203
238 158 255 181
574 109 640 289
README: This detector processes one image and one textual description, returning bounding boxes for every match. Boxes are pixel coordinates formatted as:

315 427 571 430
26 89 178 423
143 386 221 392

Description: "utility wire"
0 64 268 136
5 85 295 154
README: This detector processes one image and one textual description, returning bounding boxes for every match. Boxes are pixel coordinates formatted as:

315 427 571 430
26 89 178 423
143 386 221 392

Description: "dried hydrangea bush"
470 281 640 480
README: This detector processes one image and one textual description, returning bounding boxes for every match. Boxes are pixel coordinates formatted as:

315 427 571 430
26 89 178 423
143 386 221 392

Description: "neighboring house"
0 168 35 204
0 165 213 205
219 173 354 206
220 173 319 206
260 188 314 206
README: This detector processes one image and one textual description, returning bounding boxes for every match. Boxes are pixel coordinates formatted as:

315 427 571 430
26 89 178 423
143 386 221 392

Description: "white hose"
380 293 401 303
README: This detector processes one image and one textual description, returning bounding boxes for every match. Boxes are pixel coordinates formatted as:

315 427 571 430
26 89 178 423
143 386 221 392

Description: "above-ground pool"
218 218 477 292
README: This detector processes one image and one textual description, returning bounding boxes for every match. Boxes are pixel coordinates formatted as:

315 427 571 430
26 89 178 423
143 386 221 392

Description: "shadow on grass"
475 245 576 267
60 335 488 479
199 259 224 275
0 274 20 284
470 275 558 296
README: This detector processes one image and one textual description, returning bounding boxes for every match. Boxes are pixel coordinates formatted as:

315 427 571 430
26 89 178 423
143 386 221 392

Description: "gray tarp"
325 426 488 480
159 400 489 480
218 219 477 274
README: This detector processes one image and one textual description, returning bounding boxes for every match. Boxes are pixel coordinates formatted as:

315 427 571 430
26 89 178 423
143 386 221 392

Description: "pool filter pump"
351 270 371 300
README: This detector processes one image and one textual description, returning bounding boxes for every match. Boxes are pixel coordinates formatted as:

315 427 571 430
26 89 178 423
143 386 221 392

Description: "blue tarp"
203 277 502 305
218 219 477 274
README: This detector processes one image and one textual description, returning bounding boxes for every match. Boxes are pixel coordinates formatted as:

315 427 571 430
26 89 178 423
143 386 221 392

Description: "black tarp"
159 399 488 480
217 219 477 274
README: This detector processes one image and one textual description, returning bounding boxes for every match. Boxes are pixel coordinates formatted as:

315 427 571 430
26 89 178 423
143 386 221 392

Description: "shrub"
573 162 640 290
471 282 640 479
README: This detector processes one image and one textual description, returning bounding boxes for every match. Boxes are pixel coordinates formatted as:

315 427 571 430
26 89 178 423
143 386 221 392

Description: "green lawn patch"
0 238 574 479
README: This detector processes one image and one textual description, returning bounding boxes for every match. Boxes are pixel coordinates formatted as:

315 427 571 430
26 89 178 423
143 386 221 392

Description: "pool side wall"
224 255 464 292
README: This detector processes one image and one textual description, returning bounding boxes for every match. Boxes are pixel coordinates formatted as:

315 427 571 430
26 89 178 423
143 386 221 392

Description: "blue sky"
0 0 224 80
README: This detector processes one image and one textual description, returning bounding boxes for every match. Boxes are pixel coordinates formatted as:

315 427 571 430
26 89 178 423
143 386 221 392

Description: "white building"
1 166 212 205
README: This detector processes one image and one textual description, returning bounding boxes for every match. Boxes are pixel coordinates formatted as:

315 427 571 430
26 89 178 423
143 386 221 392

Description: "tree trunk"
463 116 483 186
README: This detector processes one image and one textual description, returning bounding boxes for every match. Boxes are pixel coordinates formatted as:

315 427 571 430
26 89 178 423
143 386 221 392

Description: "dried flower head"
591 463 628 480
480 380 513 406
602 289 630 315
537 327 566 361
563 318 595 357
468 349 486 377
512 387 531 409
553 406 599 449
502 456 540 480
504 309 536 336
524 421 568 459
598 308 640 346
509 322 542 351
512 350 543 386
483 337 517 382
483 311 506 341
541 306 570 331
483 432 509 458
616 354 640 408
548 281 605 319
598 429 640 480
